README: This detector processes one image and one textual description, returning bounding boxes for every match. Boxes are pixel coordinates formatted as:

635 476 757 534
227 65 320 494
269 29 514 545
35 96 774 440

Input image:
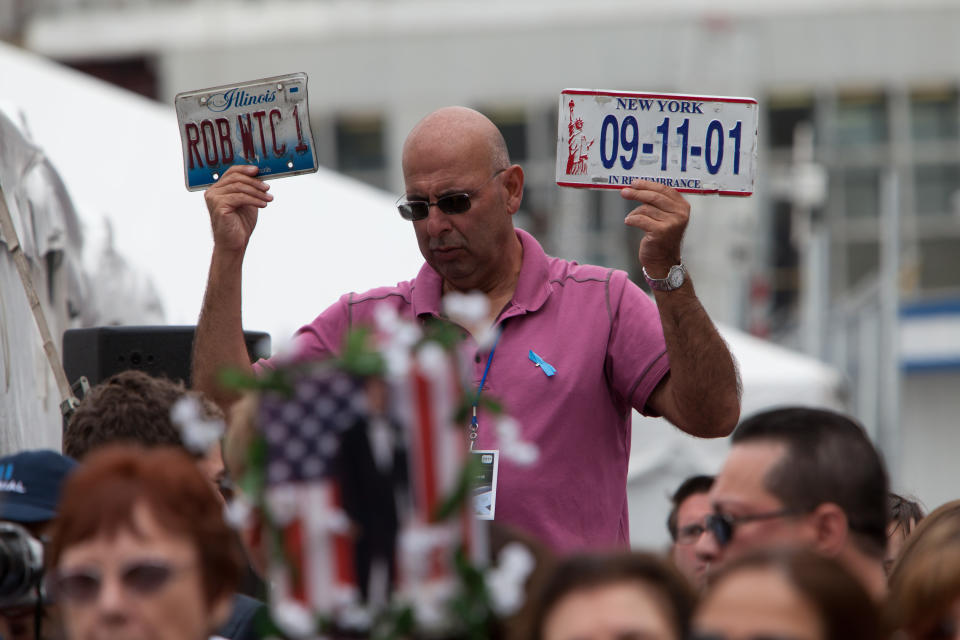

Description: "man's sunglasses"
705 509 799 547
49 560 190 604
396 169 505 221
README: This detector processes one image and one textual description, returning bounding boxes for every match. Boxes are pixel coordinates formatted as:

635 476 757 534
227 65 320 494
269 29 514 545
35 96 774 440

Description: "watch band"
642 263 686 291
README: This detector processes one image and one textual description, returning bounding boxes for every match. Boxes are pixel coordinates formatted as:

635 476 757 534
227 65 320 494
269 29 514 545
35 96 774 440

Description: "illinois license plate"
175 73 318 191
556 89 758 196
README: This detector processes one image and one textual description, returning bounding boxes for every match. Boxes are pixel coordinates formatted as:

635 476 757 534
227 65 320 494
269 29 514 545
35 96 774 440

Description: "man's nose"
424 203 453 237
695 527 721 564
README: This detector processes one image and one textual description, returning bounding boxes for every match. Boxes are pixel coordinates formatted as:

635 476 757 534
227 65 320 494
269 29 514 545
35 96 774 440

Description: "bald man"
193 107 740 551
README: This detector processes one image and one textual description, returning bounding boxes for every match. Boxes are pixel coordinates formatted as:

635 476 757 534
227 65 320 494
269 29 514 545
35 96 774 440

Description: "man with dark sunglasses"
695 407 889 601
193 106 741 551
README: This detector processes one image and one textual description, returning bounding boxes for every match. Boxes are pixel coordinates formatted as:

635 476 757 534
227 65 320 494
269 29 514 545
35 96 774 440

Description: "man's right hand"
204 165 273 254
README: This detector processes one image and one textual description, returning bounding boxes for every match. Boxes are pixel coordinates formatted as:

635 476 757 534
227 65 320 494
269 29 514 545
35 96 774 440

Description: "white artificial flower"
406 581 454 631
443 291 489 327
169 396 224 454
376 302 422 377
336 603 372 631
265 487 300 526
323 507 352 535
270 600 316 638
485 542 536 616
495 416 540 466
474 325 499 351
223 493 253 530
416 342 449 377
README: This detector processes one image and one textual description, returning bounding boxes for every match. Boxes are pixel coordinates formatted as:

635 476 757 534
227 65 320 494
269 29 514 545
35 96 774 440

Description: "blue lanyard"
469 329 502 450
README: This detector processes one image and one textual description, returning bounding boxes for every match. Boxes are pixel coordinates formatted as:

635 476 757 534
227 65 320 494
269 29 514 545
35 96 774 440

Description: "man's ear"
502 164 525 215
810 502 849 557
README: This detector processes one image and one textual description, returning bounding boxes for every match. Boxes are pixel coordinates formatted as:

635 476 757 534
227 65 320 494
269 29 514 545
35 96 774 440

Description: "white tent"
0 42 424 450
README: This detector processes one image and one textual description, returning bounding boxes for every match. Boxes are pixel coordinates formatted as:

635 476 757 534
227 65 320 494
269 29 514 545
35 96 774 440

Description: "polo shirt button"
475 354 481 363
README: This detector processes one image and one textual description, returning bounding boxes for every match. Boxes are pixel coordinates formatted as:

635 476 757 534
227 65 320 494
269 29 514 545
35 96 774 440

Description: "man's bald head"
402 107 510 176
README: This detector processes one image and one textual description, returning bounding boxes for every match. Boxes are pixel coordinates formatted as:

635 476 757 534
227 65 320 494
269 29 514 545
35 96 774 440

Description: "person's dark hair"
888 492 925 537
731 407 888 558
47 445 243 606
667 475 714 541
887 499 960 637
529 552 695 640
701 548 884 640
64 370 221 459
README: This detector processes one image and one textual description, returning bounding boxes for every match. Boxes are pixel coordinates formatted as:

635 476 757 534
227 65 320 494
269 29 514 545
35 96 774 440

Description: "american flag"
395 345 487 593
258 366 368 622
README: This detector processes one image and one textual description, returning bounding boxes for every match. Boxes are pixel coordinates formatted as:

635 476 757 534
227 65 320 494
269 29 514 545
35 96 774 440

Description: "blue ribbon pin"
528 350 556 377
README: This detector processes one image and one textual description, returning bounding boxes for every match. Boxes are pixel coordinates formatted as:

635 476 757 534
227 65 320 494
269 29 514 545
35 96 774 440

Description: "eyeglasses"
50 560 190 604
705 509 799 548
676 522 707 545
396 168 506 221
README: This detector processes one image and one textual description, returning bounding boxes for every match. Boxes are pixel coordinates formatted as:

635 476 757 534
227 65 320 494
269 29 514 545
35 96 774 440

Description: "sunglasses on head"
704 508 799 548
50 560 188 604
396 168 506 221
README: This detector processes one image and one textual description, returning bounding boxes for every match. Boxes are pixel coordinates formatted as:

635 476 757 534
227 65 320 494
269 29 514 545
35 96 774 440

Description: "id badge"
471 449 499 520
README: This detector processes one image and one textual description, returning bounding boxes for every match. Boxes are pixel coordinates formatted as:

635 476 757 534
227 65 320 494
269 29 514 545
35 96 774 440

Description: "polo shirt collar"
410 227 552 319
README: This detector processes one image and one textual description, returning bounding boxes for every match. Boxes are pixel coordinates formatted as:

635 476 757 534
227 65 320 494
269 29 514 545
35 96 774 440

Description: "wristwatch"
642 263 686 291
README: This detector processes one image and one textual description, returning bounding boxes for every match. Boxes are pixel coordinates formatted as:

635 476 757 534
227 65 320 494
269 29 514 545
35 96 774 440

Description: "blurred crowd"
0 367 955 640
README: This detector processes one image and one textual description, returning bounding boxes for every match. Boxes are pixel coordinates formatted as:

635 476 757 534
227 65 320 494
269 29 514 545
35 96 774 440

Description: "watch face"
667 265 685 289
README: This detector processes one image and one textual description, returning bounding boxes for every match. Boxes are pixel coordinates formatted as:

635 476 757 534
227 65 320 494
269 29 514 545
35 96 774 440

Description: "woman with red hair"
46 445 244 640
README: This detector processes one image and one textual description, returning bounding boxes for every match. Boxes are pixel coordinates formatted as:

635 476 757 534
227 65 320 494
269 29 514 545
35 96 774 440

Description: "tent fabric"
0 105 86 452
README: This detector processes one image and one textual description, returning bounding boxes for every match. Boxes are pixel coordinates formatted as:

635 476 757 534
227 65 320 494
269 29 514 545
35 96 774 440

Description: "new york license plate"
175 73 318 191
556 89 758 196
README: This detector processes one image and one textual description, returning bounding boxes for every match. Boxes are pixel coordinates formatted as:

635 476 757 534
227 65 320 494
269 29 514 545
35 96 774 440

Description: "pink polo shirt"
259 229 669 551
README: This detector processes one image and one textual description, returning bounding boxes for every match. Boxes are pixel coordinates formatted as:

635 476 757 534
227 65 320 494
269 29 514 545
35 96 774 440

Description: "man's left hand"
621 180 690 277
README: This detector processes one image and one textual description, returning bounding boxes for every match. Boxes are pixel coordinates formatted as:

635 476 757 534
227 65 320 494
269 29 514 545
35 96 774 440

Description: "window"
918 238 960 291
910 89 958 142
767 94 815 149
836 93 888 146
334 114 386 187
484 108 529 163
840 167 881 218
845 240 880 289
769 199 799 314
914 163 960 216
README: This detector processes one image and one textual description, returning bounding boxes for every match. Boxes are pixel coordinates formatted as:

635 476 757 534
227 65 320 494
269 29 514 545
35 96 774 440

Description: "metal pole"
878 169 902 484
0 184 78 418
792 122 828 359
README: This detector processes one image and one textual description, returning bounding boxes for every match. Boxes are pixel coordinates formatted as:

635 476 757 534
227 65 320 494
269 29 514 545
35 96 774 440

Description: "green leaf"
336 327 386 376
433 454 482 521
218 365 295 395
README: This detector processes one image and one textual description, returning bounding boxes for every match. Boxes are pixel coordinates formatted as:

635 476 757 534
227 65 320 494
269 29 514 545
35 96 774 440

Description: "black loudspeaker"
62 326 271 389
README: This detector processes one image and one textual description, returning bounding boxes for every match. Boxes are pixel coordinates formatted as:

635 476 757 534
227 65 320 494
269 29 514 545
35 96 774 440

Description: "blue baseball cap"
0 450 77 523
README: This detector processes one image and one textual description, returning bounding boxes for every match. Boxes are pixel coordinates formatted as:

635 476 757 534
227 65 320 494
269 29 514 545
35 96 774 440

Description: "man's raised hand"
620 179 690 278
203 165 273 254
